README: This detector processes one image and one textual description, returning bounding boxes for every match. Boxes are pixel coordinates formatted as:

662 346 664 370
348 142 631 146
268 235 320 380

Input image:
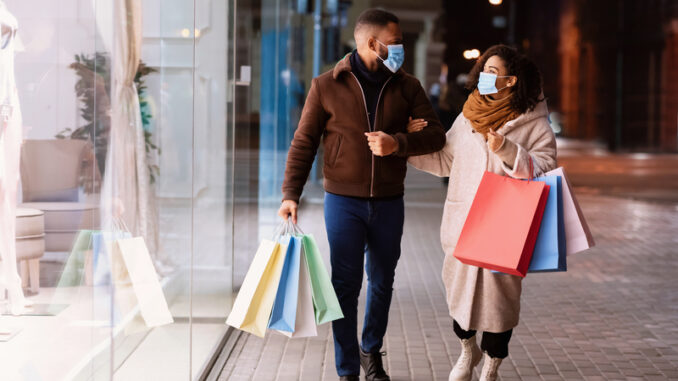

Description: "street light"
463 49 481 60
489 0 503 5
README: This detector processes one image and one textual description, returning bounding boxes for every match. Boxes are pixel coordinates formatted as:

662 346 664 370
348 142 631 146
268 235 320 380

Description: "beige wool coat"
408 99 557 333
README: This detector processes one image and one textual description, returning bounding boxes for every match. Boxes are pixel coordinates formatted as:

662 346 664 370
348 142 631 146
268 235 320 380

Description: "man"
278 8 445 381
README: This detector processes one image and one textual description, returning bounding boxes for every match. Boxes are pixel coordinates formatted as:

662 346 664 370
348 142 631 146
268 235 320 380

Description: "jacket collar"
332 52 404 80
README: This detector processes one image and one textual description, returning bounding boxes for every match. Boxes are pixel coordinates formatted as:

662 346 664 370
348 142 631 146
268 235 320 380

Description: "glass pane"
188 0 234 376
108 0 194 379
233 0 262 288
1 0 110 378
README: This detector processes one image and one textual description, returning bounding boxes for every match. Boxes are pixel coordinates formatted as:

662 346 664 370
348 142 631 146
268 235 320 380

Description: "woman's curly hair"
465 44 544 114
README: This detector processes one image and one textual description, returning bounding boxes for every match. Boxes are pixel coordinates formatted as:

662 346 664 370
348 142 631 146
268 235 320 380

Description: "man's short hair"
354 8 399 35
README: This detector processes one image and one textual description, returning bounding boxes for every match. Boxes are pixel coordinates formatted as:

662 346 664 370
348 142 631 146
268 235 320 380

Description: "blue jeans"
324 192 404 376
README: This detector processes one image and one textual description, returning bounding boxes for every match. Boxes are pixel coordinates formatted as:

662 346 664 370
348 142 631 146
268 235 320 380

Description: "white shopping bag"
545 167 595 255
277 247 317 338
112 236 174 330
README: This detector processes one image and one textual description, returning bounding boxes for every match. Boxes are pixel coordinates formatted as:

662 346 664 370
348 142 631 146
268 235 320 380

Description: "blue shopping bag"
92 232 111 285
528 175 567 272
268 235 302 332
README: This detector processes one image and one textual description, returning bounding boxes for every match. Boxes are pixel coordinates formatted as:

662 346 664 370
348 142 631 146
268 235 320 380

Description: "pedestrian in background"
407 44 557 381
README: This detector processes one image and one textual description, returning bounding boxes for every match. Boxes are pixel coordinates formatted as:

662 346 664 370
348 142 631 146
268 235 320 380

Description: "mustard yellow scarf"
462 89 521 139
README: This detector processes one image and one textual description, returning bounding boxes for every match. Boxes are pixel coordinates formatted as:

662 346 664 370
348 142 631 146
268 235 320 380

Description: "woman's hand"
406 117 428 133
487 130 505 152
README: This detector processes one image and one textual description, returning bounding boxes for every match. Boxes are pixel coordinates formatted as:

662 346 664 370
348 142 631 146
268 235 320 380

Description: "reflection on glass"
0 0 233 379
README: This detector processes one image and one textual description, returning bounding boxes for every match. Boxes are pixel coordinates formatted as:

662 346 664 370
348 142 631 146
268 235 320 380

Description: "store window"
0 0 233 379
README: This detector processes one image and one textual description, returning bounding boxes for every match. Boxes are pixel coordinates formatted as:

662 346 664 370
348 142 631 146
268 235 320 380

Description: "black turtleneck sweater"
350 50 392 131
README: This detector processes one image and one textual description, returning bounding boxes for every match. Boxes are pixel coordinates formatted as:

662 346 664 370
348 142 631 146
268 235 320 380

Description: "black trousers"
453 320 512 359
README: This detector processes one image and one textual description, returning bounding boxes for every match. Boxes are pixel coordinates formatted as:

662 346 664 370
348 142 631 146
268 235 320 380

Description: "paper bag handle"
527 155 534 182
113 217 131 234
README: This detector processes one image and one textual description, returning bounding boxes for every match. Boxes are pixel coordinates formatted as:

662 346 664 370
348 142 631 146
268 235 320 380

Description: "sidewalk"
216 170 678 381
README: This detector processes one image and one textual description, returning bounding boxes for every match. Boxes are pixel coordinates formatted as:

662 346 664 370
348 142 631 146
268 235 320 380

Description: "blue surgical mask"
478 72 513 95
374 40 404 73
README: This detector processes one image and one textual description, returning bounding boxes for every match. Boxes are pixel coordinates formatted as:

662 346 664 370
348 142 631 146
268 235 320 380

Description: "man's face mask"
373 39 404 73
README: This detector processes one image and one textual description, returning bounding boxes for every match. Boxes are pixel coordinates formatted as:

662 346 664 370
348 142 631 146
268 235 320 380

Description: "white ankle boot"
479 353 503 381
448 337 482 381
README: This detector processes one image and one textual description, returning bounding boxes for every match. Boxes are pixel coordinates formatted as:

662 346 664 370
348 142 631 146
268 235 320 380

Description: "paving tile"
220 177 678 380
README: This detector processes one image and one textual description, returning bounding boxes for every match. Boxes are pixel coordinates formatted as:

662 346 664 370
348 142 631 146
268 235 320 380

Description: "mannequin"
0 0 29 316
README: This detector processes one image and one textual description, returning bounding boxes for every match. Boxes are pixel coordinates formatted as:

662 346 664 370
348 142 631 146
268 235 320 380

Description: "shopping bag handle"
272 219 305 240
112 217 131 234
283 219 305 236
272 220 287 240
526 155 534 182
289 221 305 235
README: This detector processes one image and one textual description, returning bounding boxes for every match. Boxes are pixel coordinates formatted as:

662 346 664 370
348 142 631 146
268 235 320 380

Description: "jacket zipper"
349 72 393 197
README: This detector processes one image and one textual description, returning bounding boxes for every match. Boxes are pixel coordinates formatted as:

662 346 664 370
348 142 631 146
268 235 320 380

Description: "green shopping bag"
302 234 343 325
56 230 97 287
50 230 98 315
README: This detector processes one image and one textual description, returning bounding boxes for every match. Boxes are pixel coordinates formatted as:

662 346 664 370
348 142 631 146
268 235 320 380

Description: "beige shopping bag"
112 236 174 330
545 167 595 254
226 239 287 338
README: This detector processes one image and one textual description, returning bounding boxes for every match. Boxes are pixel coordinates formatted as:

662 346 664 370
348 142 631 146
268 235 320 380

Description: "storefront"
0 0 352 379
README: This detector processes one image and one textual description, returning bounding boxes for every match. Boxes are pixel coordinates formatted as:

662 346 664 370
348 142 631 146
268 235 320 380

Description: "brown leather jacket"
282 54 446 203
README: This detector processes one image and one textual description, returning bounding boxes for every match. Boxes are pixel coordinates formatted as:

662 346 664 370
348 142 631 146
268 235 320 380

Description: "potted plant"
57 53 160 190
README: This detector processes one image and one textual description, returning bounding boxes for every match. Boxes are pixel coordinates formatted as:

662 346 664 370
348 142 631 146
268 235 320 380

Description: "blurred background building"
440 0 678 152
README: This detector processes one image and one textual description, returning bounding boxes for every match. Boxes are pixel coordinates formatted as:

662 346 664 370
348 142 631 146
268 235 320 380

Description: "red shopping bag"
453 171 550 277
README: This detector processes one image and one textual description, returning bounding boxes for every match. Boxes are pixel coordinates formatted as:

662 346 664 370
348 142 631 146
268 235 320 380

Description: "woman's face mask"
478 72 513 95
372 39 405 73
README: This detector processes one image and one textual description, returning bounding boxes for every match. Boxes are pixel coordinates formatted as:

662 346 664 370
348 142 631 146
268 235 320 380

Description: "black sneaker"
359 348 390 381
339 376 360 381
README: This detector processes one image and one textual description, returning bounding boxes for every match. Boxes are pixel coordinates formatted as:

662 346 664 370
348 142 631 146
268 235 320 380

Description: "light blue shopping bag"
528 175 567 272
268 235 302 332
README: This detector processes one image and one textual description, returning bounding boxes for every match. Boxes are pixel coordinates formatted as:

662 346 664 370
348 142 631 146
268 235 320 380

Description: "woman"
407 45 557 381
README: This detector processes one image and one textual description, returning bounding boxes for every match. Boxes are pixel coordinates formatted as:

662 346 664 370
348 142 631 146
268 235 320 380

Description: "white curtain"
101 0 158 257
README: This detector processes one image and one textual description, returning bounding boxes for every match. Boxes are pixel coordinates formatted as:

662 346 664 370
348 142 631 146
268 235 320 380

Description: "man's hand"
406 116 428 133
278 200 298 224
365 131 398 156
487 130 505 152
